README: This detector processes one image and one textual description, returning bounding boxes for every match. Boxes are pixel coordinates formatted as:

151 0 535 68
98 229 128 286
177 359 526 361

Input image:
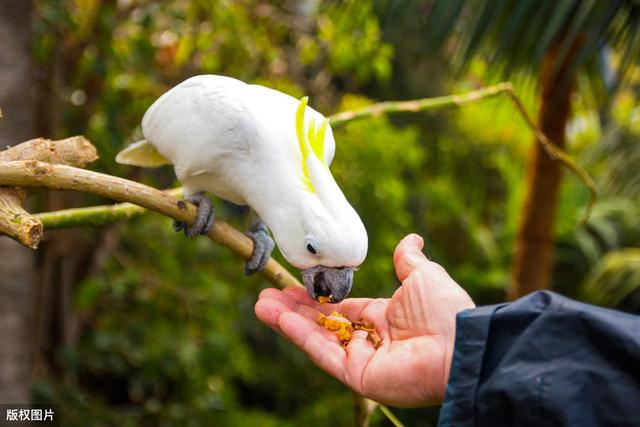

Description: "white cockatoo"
116 75 367 302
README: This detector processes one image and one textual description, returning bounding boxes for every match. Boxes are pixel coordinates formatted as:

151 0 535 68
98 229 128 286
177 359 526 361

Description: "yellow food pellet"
337 328 353 342
317 311 383 348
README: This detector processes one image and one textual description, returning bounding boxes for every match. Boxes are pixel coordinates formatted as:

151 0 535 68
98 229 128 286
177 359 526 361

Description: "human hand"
255 234 475 407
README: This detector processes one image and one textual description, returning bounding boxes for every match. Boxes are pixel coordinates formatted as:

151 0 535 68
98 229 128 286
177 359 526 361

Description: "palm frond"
553 198 640 297
581 248 640 309
417 0 640 94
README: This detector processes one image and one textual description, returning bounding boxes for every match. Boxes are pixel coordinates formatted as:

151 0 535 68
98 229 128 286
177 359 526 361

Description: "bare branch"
0 160 301 289
329 82 597 220
328 83 511 125
0 188 42 248
34 189 183 229
353 393 378 427
0 136 98 164
0 136 98 248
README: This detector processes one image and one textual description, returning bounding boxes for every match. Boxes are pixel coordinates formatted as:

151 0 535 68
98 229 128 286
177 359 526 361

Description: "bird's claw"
244 222 275 275
173 192 215 238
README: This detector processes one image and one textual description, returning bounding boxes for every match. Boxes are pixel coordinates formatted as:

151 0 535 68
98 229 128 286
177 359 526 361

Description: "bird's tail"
115 139 170 167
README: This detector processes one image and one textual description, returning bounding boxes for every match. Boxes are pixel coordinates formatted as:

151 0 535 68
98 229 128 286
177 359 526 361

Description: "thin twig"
503 87 597 221
378 405 405 427
353 393 378 427
34 188 184 229
35 202 148 229
329 82 597 220
0 160 301 289
328 83 511 125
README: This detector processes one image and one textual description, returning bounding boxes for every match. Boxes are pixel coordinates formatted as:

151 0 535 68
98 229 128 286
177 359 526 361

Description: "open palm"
255 234 475 407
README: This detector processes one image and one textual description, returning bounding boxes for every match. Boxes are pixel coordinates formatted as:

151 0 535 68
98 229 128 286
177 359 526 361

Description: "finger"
344 330 376 391
393 233 429 282
280 286 379 326
297 305 343 344
297 304 324 322
255 292 343 344
328 298 372 320
278 311 346 380
388 261 475 339
359 298 391 341
282 287 365 316
314 297 374 318
254 297 292 334
258 287 299 311
282 286 318 306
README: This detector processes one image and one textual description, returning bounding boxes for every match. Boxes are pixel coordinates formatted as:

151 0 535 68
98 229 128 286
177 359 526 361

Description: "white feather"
138 74 366 269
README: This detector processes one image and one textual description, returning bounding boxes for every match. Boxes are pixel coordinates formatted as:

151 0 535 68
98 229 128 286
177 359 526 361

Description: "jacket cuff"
437 303 505 426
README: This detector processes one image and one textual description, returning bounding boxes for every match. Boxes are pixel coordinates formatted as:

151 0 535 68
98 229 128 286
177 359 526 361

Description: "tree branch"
0 160 301 289
0 136 98 248
353 393 378 427
35 201 148 229
329 82 597 220
0 187 42 248
34 188 183 229
328 82 511 125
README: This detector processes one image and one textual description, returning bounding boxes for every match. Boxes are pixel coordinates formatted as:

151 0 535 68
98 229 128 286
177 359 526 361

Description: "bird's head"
295 190 367 303
268 97 368 303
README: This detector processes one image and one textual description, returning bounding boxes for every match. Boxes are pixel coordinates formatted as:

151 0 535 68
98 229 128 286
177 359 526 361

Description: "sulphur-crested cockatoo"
116 75 367 302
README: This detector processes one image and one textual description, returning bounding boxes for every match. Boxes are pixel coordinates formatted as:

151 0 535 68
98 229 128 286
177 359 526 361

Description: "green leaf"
581 248 640 307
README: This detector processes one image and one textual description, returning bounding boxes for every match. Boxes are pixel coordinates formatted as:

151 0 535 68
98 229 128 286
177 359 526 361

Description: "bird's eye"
306 243 317 255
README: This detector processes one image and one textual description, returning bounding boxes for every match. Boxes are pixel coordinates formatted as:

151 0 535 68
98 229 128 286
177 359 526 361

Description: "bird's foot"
244 222 275 275
173 192 215 238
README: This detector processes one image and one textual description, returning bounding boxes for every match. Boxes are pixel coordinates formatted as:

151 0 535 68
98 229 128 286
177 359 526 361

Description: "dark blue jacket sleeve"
438 291 640 427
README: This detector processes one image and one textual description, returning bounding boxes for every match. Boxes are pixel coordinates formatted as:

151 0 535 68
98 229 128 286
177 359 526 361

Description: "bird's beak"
301 266 354 303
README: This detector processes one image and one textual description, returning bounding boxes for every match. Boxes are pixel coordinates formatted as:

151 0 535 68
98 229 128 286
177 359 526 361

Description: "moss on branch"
34 188 183 229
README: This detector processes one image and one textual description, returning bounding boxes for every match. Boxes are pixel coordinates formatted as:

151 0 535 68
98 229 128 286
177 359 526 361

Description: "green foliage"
553 87 640 305
318 1 393 84
419 0 640 86
332 94 423 294
581 248 640 309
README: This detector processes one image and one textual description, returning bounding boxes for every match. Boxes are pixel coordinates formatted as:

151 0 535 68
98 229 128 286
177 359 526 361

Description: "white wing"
141 75 336 204
141 75 260 180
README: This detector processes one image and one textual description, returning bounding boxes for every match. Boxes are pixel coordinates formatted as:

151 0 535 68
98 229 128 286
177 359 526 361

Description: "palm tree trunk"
508 39 579 300
0 0 36 403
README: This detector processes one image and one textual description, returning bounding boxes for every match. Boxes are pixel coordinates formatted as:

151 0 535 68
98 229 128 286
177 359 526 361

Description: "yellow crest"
296 96 329 192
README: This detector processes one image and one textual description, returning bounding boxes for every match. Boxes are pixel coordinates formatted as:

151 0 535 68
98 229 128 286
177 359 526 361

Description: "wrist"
438 298 476 404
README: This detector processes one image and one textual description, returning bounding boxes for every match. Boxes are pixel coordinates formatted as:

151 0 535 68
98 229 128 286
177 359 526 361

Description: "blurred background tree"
383 0 640 299
0 0 637 425
0 0 37 405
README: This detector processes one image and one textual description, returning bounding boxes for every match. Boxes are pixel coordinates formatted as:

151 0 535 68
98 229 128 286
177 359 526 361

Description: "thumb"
393 233 429 282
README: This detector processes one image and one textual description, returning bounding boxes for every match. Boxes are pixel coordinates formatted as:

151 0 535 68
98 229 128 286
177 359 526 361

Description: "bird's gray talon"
202 210 215 235
244 223 275 275
258 248 271 272
176 192 215 238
